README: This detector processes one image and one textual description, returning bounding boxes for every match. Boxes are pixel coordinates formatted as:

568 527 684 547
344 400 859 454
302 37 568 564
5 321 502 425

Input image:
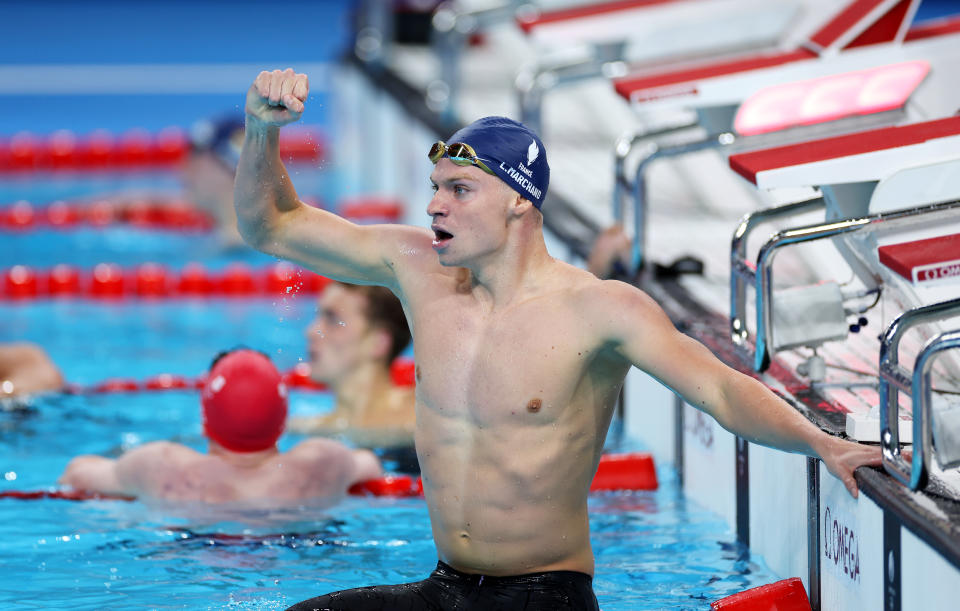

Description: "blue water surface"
0 1 790 607
1 384 781 611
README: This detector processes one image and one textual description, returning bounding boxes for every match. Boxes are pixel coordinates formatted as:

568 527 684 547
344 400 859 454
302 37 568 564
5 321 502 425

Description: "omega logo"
823 506 861 583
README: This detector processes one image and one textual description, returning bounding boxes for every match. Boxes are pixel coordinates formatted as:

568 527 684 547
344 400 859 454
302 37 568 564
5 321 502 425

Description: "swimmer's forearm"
720 371 882 498
234 121 302 248
58 455 124 494
716 373 825 457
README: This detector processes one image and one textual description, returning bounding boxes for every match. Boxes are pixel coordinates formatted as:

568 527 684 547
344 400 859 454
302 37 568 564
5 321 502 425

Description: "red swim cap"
201 349 288 452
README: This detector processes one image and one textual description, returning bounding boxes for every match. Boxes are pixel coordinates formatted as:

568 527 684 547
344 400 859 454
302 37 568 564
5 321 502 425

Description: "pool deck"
349 2 960 609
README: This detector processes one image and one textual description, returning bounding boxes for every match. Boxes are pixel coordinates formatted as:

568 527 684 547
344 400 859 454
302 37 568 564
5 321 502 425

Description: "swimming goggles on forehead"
428 141 495 175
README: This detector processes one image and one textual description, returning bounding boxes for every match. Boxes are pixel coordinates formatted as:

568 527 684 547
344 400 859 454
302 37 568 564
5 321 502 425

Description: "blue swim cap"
447 116 549 210
189 115 245 171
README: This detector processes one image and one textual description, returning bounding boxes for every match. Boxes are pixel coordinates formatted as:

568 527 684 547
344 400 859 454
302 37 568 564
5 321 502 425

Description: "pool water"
0 153 785 611
0 295 784 610
2 396 780 611
0 214 784 608
1 1 785 601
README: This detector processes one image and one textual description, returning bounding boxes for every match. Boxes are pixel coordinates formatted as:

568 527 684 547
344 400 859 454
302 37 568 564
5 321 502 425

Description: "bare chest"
411 296 598 425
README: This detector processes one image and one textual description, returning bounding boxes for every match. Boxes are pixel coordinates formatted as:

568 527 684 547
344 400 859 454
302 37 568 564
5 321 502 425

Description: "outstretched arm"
601 282 881 498
234 68 431 288
58 455 123 494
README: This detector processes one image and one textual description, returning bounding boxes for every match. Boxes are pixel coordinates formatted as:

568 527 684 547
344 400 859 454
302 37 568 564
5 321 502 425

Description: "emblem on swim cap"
527 140 539 165
201 349 287 453
446 116 550 209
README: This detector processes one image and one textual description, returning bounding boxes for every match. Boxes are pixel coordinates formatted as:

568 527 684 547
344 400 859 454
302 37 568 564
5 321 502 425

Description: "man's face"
305 285 379 385
427 159 515 268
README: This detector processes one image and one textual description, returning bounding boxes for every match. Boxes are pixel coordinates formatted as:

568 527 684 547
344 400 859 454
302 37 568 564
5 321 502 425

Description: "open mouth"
432 228 453 247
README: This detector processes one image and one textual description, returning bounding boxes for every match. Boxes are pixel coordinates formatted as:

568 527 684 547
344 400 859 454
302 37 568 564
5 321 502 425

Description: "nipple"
526 398 542 413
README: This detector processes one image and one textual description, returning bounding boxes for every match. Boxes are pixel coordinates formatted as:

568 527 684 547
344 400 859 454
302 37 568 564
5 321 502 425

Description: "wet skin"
235 67 884 578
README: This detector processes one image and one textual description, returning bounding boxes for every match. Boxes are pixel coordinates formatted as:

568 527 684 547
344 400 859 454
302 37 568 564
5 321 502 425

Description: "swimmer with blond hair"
236 68 881 610
59 349 381 506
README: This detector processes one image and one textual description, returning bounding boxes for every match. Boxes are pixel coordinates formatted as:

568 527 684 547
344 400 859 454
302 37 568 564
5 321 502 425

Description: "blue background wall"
0 0 957 136
0 0 355 134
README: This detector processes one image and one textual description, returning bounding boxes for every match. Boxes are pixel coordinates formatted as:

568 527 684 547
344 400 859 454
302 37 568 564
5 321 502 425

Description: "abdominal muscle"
415 404 602 577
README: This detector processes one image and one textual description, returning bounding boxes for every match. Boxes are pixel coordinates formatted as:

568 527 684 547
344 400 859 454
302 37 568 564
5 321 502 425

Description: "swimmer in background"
236 69 881 611
86 115 248 249
288 281 418 470
0 342 64 400
183 115 247 248
587 224 632 279
59 348 381 506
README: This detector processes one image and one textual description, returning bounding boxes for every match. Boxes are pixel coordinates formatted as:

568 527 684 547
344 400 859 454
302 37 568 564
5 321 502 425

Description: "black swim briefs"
285 560 600 610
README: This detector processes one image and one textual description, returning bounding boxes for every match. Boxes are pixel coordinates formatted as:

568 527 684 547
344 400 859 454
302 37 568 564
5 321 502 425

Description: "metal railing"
429 0 524 121
517 43 629 136
613 110 902 274
611 123 710 271
729 199 960 372
880 302 960 490
730 197 826 353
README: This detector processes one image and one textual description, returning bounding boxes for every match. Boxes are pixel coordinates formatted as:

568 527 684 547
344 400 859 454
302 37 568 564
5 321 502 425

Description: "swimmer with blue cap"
428 115 550 210
59 348 381 506
238 69 882 610
183 114 248 248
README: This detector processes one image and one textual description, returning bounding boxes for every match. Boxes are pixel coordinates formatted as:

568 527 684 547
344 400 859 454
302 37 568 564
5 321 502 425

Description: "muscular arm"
600 281 880 497
234 69 431 289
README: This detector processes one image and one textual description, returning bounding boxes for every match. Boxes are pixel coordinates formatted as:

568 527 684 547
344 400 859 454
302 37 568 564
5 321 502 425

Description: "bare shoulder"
113 442 203 494
119 441 199 467
565 274 673 339
561 266 659 312
377 224 461 290
287 437 353 461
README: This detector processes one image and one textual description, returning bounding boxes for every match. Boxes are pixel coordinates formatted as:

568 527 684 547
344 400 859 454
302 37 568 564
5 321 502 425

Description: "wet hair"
337 283 411 363
209 345 270 371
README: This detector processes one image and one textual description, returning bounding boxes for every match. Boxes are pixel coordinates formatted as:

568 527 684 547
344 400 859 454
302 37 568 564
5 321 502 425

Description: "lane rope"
63 359 416 394
0 452 658 502
0 127 324 173
2 261 331 299
0 196 404 232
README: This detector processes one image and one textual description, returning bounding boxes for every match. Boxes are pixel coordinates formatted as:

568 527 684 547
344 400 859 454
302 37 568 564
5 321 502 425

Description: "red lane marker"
711 577 812 610
1 263 331 300
0 489 136 502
